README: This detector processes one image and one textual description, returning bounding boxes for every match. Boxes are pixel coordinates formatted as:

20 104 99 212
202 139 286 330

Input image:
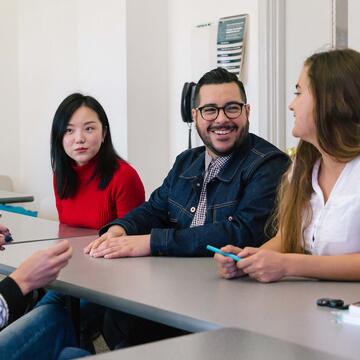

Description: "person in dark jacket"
83 67 290 350
0 228 76 360
85 68 290 259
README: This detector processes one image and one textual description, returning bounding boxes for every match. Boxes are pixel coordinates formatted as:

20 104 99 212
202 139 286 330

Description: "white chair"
0 175 14 191
38 195 58 221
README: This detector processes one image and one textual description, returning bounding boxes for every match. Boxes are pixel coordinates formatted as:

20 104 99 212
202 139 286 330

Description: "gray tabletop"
0 210 97 243
83 327 349 360
0 236 359 359
0 190 34 204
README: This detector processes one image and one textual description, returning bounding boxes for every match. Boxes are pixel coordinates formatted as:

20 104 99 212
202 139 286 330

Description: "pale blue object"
206 245 241 262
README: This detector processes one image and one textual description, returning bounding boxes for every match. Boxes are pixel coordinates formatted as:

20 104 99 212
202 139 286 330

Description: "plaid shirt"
190 154 231 227
0 293 9 329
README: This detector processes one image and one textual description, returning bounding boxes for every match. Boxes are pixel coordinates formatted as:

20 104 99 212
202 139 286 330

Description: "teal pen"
206 245 241 262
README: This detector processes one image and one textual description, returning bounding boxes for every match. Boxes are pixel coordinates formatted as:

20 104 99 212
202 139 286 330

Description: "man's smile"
208 125 237 136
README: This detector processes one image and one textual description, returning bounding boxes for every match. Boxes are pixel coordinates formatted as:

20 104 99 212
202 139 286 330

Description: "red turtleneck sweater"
54 159 145 229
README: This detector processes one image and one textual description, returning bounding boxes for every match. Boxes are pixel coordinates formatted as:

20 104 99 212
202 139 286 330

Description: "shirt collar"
204 150 213 172
181 134 252 181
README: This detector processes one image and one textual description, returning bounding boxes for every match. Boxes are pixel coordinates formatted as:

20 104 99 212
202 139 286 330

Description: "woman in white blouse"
214 48 360 282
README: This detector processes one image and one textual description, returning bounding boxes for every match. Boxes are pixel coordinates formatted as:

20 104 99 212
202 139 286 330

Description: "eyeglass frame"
195 101 247 121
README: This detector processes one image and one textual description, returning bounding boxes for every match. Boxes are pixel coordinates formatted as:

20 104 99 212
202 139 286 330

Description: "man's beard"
195 120 249 157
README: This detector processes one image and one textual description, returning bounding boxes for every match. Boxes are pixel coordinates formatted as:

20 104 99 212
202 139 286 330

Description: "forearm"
285 253 360 281
108 168 173 235
260 233 282 252
100 202 168 236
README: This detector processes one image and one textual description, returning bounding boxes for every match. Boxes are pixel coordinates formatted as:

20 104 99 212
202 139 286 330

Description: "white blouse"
303 155 360 255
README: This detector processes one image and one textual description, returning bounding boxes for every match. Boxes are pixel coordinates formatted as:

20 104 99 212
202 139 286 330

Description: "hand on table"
214 245 245 279
84 225 127 255
235 247 287 283
87 234 151 259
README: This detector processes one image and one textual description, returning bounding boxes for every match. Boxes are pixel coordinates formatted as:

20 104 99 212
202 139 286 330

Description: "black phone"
316 298 346 309
181 82 196 123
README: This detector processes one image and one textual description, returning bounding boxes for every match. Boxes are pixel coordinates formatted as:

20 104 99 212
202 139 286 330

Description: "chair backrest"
0 175 14 191
38 195 58 221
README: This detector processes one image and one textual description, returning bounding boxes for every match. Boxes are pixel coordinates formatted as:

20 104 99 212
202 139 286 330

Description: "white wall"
285 0 360 149
126 0 170 197
126 0 259 197
0 1 19 186
167 0 259 164
349 0 360 51
285 0 332 148
77 0 127 159
17 1 78 209
2 0 360 210
2 0 127 209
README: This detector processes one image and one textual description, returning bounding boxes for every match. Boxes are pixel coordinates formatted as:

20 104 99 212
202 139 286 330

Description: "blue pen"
206 245 241 262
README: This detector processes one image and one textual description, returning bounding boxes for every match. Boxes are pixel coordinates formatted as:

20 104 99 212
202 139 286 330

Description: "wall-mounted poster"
217 14 248 79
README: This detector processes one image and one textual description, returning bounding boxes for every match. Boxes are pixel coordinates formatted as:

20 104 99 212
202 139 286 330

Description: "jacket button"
196 183 201 187
228 216 233 221
190 206 196 213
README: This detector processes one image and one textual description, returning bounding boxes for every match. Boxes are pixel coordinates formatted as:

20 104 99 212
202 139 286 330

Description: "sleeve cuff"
150 228 171 256
0 277 32 324
99 219 137 236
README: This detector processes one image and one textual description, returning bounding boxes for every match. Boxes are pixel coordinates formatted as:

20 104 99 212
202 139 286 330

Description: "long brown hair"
277 49 360 253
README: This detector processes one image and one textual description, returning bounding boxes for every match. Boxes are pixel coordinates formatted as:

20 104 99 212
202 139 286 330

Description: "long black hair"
51 93 122 199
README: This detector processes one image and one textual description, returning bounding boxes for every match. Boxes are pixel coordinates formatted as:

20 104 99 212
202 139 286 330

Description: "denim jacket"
100 133 290 256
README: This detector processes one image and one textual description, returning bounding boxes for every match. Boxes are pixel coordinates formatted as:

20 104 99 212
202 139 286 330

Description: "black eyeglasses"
196 102 246 121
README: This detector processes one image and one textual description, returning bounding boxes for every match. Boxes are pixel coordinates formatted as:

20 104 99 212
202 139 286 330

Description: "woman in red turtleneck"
50 93 145 230
46 93 145 353
54 157 144 229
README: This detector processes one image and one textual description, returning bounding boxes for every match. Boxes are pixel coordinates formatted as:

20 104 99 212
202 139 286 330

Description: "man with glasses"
85 67 289 259
84 67 290 350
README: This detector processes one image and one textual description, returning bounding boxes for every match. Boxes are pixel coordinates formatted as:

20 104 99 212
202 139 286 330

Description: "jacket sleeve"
99 162 176 236
150 153 290 256
0 277 31 328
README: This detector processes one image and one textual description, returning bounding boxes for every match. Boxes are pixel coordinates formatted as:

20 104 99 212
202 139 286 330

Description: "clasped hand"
214 245 288 283
84 225 151 259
